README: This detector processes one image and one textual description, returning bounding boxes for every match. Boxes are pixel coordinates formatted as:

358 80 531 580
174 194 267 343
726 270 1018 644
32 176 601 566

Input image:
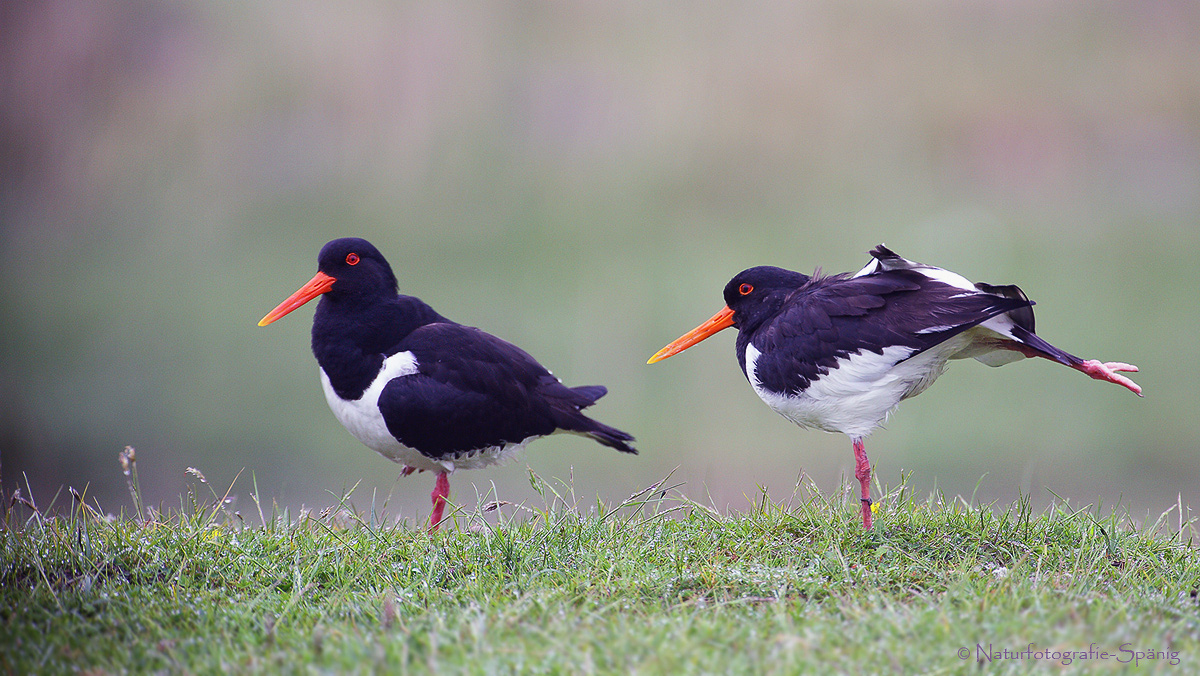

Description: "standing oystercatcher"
259 238 636 530
648 245 1141 530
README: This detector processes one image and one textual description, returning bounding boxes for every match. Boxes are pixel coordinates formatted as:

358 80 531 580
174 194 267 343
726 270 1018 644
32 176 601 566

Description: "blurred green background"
3 2 1197 523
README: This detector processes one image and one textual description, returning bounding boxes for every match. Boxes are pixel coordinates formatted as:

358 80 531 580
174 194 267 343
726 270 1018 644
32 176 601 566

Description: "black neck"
311 294 446 399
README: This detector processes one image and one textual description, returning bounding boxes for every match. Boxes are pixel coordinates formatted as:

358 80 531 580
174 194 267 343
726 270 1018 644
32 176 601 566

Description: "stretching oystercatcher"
648 245 1141 530
259 238 636 530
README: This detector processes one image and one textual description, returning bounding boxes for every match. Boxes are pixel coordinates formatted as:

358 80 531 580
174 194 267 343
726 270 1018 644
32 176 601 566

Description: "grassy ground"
2 459 1198 674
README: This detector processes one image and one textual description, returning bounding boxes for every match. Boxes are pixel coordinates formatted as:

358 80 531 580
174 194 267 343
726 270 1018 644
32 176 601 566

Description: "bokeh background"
3 2 1197 524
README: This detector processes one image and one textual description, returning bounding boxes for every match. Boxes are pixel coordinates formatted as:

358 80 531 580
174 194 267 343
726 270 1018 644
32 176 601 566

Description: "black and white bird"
259 238 636 530
647 245 1141 530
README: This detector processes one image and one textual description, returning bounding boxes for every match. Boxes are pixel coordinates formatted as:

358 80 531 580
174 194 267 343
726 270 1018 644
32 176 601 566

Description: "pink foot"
1077 359 1142 397
852 438 873 531
429 472 450 532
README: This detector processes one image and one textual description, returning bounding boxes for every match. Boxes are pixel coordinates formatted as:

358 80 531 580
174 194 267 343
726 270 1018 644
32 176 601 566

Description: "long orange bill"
647 306 735 364
258 271 337 326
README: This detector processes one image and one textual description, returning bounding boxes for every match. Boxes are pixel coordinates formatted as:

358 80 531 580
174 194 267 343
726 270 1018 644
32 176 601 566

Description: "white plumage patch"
852 249 977 293
915 324 959 335
745 340 967 438
851 259 880 278
908 265 977 292
320 350 537 473
744 310 1035 438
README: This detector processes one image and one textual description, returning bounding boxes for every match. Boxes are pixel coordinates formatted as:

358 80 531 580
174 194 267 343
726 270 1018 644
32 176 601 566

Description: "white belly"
745 338 969 439
319 351 535 473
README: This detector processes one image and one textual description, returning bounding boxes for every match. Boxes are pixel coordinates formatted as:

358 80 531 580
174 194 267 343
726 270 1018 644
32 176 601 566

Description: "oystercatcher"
648 245 1141 530
259 238 636 530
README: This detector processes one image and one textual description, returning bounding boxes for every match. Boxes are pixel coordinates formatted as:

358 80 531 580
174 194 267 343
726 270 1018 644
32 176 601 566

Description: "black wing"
378 323 634 457
744 270 1032 395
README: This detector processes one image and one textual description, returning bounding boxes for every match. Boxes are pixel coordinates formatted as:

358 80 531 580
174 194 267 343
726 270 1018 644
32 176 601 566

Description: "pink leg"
429 472 450 532
852 437 873 531
1074 360 1142 397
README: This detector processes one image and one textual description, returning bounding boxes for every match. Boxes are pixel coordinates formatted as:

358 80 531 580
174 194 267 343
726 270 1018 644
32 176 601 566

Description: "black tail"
975 282 1036 334
570 385 608 407
553 412 637 454
971 281 1082 368
550 384 637 454
577 418 637 454
869 244 903 262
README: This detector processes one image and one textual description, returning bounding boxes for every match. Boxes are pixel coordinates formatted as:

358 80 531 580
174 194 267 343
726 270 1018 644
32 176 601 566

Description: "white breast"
745 339 968 439
319 350 536 473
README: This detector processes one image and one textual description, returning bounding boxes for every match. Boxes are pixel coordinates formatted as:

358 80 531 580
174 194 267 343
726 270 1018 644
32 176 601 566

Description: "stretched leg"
1074 360 1142 396
852 437 873 530
1005 326 1142 396
429 472 450 532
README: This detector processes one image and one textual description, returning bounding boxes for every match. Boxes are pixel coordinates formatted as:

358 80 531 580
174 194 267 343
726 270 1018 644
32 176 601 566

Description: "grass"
2 453 1199 674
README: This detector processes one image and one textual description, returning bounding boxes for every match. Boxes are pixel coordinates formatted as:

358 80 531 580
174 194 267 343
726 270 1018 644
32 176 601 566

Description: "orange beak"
258 271 336 326
647 306 735 364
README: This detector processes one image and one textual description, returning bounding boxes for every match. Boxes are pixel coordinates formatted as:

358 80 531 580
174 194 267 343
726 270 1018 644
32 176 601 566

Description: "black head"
258 237 400 326
315 238 399 302
722 266 810 331
648 265 810 364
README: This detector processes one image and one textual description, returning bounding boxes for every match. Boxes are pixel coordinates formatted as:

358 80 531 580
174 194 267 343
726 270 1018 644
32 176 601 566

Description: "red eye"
346 253 360 265
739 283 753 296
